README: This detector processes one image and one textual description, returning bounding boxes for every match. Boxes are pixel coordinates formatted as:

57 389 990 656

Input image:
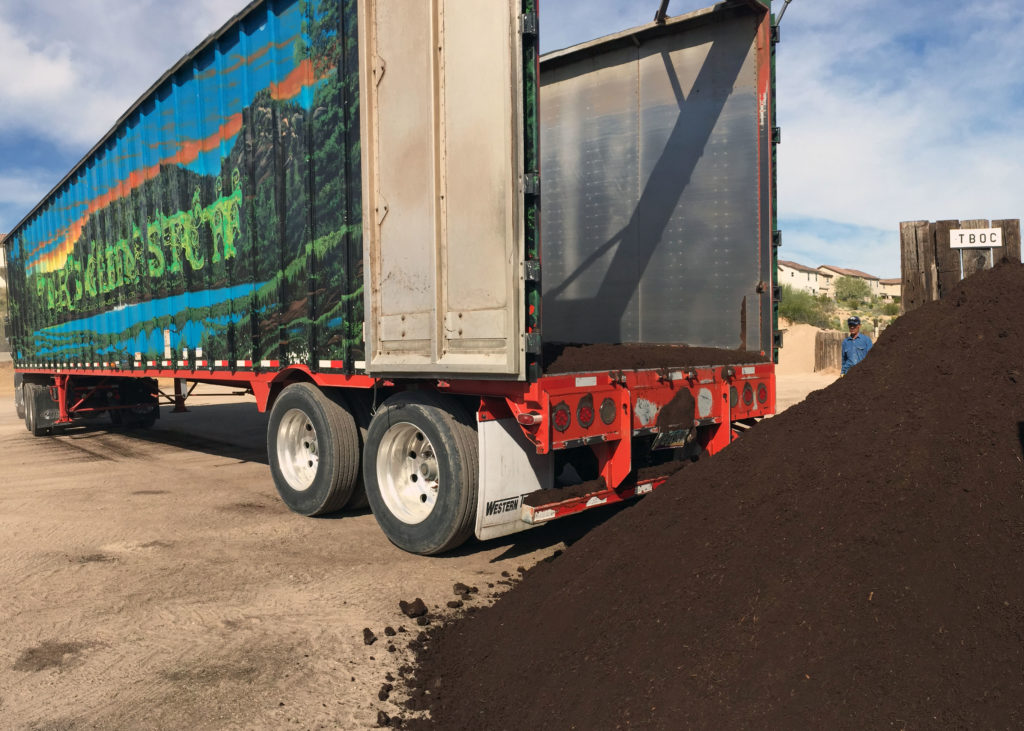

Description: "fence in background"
814 331 844 372
899 219 1021 314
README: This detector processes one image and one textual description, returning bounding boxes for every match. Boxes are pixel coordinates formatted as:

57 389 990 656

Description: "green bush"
834 276 873 307
779 285 833 329
881 301 899 316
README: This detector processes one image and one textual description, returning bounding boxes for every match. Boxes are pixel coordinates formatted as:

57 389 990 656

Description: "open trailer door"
358 0 531 378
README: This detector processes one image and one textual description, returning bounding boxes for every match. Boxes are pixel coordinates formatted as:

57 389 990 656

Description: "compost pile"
406 262 1024 728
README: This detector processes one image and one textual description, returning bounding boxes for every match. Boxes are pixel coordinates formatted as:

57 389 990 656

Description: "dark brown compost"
405 261 1024 729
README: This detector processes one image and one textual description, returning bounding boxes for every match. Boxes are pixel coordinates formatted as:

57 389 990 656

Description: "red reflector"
517 412 543 426
577 394 595 429
552 401 571 432
578 407 594 427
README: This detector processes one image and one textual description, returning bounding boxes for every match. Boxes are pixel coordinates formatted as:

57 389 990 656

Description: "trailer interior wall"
539 1 773 353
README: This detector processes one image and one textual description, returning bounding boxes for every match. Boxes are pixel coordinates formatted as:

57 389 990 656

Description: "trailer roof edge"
7 0 268 240
539 0 768 70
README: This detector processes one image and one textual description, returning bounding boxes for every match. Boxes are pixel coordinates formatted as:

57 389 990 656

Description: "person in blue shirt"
841 315 872 375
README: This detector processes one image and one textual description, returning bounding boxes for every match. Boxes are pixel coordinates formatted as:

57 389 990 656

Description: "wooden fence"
814 330 844 372
899 219 1021 313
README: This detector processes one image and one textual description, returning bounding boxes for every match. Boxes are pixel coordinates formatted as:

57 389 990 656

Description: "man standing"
841 315 872 375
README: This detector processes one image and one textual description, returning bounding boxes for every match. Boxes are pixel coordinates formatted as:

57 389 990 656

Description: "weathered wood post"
900 218 1020 314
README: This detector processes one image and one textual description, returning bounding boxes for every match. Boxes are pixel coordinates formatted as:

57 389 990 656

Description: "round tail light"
599 397 616 425
577 394 595 429
552 401 571 432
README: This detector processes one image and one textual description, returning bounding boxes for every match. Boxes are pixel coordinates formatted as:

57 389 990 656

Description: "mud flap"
476 418 553 541
30 384 61 429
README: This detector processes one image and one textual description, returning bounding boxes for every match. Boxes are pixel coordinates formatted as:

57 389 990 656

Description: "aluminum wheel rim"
276 408 319 491
376 422 439 525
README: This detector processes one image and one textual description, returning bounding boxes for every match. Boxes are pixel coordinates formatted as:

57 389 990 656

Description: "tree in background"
834 276 872 307
779 284 834 329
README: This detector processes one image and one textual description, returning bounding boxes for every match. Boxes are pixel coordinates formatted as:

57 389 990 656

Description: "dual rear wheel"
22 383 51 437
267 385 477 555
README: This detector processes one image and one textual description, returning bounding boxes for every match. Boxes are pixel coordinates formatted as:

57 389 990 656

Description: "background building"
777 259 902 302
878 278 901 301
817 265 880 297
778 259 832 295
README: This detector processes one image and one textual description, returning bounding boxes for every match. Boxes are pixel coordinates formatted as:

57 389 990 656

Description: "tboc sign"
950 228 1002 249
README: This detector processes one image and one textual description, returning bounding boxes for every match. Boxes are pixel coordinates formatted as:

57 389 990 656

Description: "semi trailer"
5 0 780 554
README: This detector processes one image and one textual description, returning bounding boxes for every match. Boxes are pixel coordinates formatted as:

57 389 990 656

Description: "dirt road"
0 376 573 729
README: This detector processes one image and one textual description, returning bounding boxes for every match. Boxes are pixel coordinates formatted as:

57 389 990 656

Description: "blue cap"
847 316 861 326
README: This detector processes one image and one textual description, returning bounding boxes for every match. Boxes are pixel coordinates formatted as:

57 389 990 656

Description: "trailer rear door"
539 0 774 354
359 0 527 378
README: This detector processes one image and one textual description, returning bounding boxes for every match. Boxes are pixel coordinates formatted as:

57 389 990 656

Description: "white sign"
950 228 1002 249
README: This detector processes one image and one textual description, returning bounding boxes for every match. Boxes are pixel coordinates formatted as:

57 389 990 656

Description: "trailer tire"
15 373 25 420
22 383 32 433
364 392 478 555
23 383 51 437
268 383 360 516
343 393 373 511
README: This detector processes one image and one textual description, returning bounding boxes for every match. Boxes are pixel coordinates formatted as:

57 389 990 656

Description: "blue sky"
3 0 1023 279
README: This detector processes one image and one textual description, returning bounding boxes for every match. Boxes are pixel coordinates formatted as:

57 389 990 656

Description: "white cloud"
777 0 1024 243
0 1 241 151
0 168 57 208
539 0 722 54
779 216 897 278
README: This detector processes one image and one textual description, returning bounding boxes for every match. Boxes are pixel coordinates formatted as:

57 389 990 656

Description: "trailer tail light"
729 386 738 408
757 383 768 404
552 401 571 432
599 397 616 425
576 395 595 429
742 383 754 406
517 412 543 426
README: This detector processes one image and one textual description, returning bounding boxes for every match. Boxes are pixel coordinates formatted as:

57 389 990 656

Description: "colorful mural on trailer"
5 0 363 370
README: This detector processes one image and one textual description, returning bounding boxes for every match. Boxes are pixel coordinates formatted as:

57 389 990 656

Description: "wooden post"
992 219 1021 263
902 218 1019 308
959 219 991 277
814 330 844 372
933 219 961 300
899 220 929 314
922 221 939 301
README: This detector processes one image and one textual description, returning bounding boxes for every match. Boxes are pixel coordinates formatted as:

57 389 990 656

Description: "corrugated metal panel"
3 0 364 373
359 0 526 377
540 1 771 352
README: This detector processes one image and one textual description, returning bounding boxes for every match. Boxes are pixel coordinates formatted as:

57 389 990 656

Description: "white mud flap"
476 417 553 541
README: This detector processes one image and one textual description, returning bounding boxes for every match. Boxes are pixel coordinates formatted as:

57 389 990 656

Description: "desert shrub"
779 285 833 329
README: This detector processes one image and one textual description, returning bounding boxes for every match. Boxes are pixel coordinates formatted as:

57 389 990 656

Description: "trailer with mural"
5 0 779 554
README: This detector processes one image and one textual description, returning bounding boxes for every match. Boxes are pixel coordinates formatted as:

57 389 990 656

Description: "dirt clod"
384 626 396 637
378 683 393 702
362 628 377 646
446 600 463 609
398 598 428 618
